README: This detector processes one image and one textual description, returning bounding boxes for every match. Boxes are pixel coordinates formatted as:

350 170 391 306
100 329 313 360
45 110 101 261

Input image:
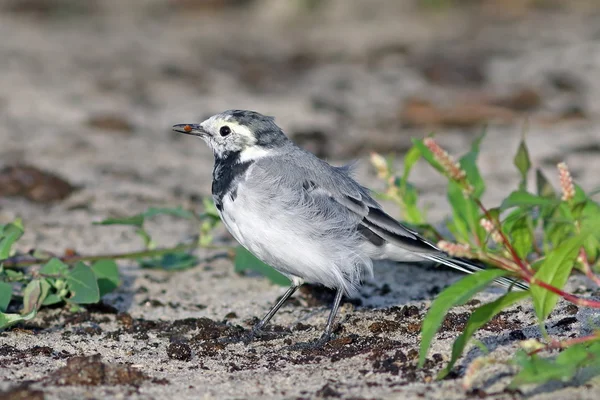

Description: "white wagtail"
173 110 525 346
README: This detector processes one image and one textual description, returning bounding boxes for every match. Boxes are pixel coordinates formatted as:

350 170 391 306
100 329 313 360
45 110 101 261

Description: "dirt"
87 114 135 135
2 1 600 399
0 385 45 400
46 354 148 386
0 165 76 203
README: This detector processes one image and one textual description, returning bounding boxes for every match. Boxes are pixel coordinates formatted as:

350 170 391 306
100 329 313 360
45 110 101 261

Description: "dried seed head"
480 218 494 233
479 218 503 244
463 356 493 390
370 152 389 179
557 162 575 201
437 240 471 257
423 138 468 182
519 339 545 352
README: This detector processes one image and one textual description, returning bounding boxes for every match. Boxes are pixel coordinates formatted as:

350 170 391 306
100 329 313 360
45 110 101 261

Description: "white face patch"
199 115 258 158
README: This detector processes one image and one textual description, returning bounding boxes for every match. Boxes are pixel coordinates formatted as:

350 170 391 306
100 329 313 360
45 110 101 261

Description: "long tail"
422 254 529 291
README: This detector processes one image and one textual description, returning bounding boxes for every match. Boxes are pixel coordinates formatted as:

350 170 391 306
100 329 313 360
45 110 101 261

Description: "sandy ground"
1 1 600 399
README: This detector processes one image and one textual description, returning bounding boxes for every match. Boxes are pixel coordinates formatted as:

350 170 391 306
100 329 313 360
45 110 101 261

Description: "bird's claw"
314 332 332 347
284 332 333 351
242 327 263 345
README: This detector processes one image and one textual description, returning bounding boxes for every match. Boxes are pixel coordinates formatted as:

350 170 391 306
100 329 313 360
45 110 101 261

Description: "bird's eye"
219 126 231 137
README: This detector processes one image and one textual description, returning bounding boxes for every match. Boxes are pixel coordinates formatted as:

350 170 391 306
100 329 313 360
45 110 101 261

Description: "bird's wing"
251 150 437 253
303 166 440 254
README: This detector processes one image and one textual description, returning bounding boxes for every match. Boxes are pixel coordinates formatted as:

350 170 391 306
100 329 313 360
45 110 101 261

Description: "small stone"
509 330 527 341
167 342 192 361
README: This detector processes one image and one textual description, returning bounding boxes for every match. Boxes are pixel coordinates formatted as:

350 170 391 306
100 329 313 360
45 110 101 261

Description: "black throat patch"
212 151 252 211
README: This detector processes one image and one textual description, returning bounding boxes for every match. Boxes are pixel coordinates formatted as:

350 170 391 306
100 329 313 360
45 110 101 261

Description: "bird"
172 110 526 346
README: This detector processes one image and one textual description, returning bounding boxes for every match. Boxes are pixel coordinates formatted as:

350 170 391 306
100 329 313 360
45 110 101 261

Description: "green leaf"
397 146 427 225
447 181 483 244
571 201 588 220
459 132 486 198
234 246 289 286
438 291 529 379
135 227 155 249
501 191 558 211
486 207 501 223
0 221 24 260
94 214 145 227
578 190 600 230
531 231 596 321
0 281 12 312
0 310 36 331
501 207 527 232
40 258 69 276
584 235 599 263
39 279 51 307
402 145 422 184
4 269 25 281
22 279 50 314
514 140 531 190
66 262 100 304
447 182 471 242
412 137 445 175
418 268 509 367
142 207 195 219
42 293 63 306
139 252 198 271
392 177 425 224
403 192 426 224
22 280 41 314
509 216 534 259
91 260 121 296
510 341 600 387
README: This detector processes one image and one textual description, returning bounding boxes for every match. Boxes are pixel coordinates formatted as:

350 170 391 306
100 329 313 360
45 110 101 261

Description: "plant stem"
528 333 600 356
528 276 600 308
480 253 522 274
2 243 232 268
474 199 534 274
579 248 600 287
472 198 600 309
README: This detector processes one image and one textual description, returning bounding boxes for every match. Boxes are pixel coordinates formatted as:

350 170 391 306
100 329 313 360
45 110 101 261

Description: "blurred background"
1 0 600 247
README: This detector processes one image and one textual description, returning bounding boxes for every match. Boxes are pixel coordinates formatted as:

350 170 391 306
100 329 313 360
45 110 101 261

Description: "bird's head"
173 110 288 161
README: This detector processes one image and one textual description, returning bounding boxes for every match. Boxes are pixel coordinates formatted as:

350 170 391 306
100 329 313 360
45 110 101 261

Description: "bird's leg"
314 287 344 346
245 284 299 343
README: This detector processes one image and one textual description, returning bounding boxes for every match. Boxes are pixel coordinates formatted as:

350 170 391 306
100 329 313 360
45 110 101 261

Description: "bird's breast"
217 185 270 260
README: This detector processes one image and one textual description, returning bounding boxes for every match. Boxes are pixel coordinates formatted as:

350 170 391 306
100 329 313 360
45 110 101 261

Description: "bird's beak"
172 123 208 137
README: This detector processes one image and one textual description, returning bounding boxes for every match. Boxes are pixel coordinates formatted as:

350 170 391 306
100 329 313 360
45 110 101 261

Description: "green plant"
1 202 285 330
0 220 120 328
372 133 600 389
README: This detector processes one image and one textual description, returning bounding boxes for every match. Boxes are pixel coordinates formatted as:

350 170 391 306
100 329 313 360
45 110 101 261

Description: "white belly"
216 182 373 296
218 189 295 268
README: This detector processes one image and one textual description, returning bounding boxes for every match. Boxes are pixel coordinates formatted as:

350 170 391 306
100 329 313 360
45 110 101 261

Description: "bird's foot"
285 332 333 351
242 326 263 345
314 331 332 347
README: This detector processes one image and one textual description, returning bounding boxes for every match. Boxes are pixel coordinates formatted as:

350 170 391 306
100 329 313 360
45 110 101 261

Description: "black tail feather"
424 255 529 291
